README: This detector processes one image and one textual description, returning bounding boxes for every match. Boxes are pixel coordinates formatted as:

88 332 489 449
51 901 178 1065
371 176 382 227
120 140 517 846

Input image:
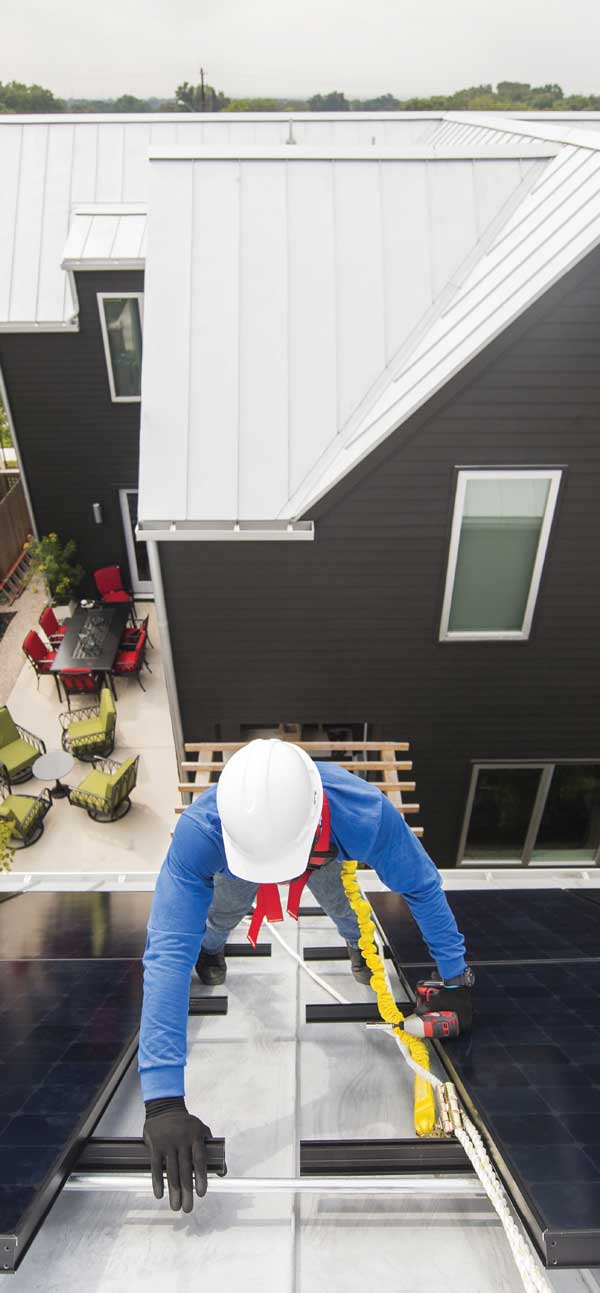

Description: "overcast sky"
3 0 600 101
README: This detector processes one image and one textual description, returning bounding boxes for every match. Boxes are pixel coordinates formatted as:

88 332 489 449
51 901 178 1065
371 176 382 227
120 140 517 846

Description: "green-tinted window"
532 766 600 863
449 477 550 632
464 767 541 861
103 298 143 398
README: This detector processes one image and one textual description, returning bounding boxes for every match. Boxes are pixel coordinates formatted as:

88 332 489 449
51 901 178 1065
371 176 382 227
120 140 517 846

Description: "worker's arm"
138 812 218 1099
139 813 221 1211
367 795 467 981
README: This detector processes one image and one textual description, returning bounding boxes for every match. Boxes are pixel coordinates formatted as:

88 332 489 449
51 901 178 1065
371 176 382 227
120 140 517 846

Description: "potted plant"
24 532 85 610
0 819 13 874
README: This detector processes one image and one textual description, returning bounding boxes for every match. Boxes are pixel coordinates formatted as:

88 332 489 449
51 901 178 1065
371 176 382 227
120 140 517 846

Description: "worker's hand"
403 971 474 1039
143 1097 213 1212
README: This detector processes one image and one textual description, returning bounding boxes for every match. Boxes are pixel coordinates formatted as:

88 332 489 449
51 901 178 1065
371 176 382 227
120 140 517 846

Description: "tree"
354 94 401 110
226 98 282 112
112 95 153 113
175 79 229 112
0 81 64 113
496 81 532 102
308 91 349 112
0 399 12 450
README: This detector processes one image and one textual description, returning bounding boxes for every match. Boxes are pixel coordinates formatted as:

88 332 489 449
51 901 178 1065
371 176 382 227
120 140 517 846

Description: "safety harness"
247 792 335 947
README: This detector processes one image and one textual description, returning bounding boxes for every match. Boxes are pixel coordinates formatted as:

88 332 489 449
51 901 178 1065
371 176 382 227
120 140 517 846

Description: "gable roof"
284 118 600 517
138 135 558 524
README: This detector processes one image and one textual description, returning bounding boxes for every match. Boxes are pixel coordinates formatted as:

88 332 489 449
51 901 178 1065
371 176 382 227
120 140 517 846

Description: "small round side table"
33 750 74 800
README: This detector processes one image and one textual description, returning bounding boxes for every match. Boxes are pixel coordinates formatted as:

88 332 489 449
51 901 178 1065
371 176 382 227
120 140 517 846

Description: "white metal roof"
286 126 600 516
138 140 555 523
0 114 444 330
61 206 147 270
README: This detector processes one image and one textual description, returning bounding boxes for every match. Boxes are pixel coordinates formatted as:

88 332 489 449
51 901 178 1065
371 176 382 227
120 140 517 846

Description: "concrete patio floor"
2 602 177 874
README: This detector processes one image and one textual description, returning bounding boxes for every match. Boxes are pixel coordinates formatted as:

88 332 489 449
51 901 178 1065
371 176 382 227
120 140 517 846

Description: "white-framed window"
458 762 600 866
439 469 562 641
97 293 144 403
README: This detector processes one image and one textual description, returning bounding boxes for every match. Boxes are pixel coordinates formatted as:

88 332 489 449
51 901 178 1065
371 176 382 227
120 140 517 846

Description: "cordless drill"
403 969 474 1039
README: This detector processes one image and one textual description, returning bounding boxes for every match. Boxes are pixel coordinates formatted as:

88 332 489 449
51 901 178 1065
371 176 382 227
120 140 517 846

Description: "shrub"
0 819 13 873
24 532 84 603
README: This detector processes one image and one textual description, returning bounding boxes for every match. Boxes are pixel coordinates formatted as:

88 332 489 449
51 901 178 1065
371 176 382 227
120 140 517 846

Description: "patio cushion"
99 689 116 725
0 738 38 777
68 718 104 745
0 708 18 747
0 795 40 827
106 756 137 787
70 769 111 810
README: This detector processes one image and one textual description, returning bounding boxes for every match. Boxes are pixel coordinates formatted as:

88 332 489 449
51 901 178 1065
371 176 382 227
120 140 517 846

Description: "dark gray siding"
160 245 600 867
0 271 144 593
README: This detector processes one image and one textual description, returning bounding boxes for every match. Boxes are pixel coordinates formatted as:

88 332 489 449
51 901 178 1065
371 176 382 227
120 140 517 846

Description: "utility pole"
200 67 206 112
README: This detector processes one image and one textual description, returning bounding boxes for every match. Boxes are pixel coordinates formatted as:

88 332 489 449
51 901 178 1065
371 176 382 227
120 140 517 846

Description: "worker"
139 739 473 1213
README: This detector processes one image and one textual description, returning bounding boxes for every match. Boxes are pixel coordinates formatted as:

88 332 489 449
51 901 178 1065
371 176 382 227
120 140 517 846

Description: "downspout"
146 538 185 781
0 363 38 538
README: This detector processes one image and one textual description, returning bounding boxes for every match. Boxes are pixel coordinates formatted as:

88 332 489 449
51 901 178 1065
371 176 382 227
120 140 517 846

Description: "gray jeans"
201 862 361 952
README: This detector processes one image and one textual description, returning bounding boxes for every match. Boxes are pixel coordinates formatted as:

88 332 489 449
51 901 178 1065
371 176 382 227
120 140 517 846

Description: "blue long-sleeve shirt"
138 762 467 1099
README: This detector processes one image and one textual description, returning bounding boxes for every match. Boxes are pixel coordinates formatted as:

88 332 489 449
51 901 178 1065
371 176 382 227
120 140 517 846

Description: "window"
440 470 561 641
98 294 144 402
459 763 600 866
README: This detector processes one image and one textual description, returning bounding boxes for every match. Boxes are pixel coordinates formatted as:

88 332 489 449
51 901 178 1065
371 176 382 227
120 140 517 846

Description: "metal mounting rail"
65 1172 484 1197
76 1137 227 1176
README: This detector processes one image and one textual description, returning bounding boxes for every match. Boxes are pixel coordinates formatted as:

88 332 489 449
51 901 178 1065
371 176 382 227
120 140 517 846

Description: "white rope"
259 913 552 1293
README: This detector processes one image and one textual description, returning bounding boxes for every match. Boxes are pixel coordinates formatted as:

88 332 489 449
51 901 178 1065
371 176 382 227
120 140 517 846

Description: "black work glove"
415 969 474 1034
143 1096 213 1212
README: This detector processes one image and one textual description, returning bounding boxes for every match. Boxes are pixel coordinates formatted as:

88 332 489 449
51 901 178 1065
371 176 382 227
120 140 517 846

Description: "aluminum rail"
64 1172 485 1197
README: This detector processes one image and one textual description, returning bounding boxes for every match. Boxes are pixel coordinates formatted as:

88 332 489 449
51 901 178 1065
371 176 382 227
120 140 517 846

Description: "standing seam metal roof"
138 139 557 523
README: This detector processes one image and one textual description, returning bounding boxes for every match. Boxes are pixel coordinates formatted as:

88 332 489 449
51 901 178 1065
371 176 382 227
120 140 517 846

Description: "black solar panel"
0 891 152 959
368 888 600 965
0 959 143 1272
578 889 600 910
398 961 600 1266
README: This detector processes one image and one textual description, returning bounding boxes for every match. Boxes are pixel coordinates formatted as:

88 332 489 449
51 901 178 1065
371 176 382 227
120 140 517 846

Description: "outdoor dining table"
50 602 131 698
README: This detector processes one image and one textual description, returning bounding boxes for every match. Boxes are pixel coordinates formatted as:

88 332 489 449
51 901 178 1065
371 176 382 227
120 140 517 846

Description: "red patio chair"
119 613 153 651
94 565 132 604
59 668 103 712
39 606 67 647
22 631 60 698
112 628 151 692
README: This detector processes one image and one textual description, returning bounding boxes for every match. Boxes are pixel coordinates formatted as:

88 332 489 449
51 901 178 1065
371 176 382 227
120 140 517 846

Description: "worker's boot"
195 948 227 985
346 941 375 985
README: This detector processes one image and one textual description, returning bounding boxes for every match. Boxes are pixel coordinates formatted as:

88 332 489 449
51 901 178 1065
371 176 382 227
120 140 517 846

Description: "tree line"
3 79 600 115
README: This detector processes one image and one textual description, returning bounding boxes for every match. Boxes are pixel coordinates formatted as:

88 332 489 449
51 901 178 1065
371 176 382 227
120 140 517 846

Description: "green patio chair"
59 687 116 762
68 755 139 823
0 784 52 848
0 706 46 788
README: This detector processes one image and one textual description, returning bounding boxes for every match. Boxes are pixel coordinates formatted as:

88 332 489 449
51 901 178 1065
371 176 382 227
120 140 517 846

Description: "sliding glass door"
119 489 152 598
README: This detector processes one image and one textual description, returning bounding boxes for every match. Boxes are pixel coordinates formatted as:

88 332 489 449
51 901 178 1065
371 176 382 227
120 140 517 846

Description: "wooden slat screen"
177 739 424 839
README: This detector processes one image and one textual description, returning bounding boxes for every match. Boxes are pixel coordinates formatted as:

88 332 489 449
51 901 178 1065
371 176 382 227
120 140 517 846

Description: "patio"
1 601 177 874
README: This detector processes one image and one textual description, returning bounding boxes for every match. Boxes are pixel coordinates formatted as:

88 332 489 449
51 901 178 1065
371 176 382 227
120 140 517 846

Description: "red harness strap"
247 793 331 948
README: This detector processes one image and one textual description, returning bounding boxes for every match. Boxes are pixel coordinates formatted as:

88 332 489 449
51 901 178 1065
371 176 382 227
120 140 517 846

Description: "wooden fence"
0 475 30 581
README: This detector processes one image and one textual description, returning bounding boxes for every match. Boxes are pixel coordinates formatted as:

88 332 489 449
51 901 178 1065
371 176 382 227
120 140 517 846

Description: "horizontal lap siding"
162 243 600 867
0 271 144 590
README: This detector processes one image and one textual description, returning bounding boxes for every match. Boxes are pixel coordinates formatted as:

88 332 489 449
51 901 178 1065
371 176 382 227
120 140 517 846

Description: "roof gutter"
136 520 314 542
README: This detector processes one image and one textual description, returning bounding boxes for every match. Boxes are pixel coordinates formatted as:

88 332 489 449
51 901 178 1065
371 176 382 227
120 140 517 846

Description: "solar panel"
0 959 143 1272
398 961 600 1267
368 888 600 965
578 889 600 910
0 891 152 959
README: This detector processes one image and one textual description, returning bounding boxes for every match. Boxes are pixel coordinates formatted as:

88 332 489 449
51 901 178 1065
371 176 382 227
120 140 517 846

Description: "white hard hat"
217 739 323 883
